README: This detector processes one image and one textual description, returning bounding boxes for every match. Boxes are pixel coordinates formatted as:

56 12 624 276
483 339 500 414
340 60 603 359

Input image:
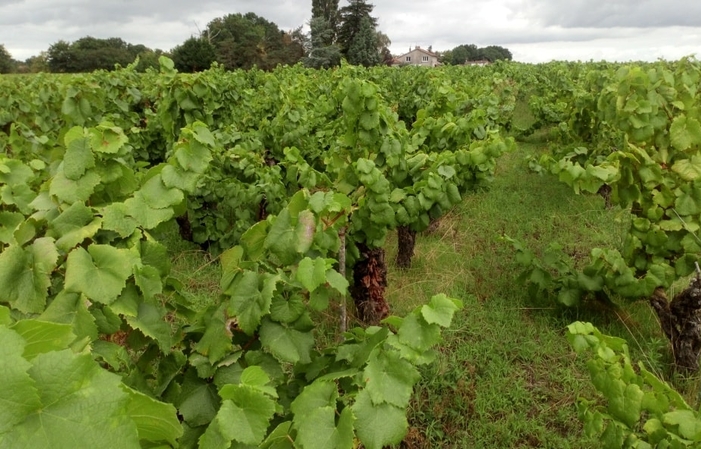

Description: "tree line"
0 0 512 74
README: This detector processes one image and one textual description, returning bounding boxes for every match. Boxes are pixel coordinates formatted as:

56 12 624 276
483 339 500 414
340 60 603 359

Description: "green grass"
380 137 674 447
160 119 693 447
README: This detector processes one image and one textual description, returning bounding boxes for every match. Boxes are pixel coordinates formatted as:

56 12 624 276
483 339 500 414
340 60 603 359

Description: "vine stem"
339 226 348 335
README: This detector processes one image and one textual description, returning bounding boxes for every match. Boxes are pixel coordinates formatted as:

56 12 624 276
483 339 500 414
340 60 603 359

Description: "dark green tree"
0 44 13 73
304 17 341 69
171 37 216 72
478 45 512 62
450 44 478 65
337 0 377 56
311 0 340 45
46 40 73 72
347 17 380 67
205 12 304 70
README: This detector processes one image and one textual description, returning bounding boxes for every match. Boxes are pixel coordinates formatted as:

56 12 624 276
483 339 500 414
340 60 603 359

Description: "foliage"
0 44 13 74
337 0 378 56
347 17 381 67
448 43 512 65
312 0 341 45
46 36 154 73
205 12 304 70
304 17 342 69
172 37 216 73
568 321 701 448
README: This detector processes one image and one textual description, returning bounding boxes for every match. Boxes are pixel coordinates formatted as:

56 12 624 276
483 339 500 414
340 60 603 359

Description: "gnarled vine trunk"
649 274 701 372
176 214 193 242
598 184 613 209
351 243 389 325
395 226 416 269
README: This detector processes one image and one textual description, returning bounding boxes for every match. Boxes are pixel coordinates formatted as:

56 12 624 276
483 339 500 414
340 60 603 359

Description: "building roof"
395 46 438 59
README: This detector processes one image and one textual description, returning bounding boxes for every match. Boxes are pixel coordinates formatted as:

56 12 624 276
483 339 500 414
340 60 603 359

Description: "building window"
422 56 429 62
405 56 411 62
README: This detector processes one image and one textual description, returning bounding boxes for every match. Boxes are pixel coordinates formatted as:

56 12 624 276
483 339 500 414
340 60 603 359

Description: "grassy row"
157 124 688 448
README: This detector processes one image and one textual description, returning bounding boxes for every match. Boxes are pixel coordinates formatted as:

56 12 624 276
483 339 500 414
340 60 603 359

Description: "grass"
160 110 694 447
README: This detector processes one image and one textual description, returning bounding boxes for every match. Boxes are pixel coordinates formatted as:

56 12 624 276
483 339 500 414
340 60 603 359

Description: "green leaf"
176 374 220 427
420 294 461 328
261 422 295 449
259 318 314 364
199 386 276 448
63 126 95 180
663 410 701 440
194 305 233 363
364 350 420 408
227 271 279 335
397 313 441 352
50 169 101 204
0 239 59 314
241 221 269 261
2 349 140 448
123 385 183 445
101 203 138 238
138 175 185 209
64 245 135 304
134 264 163 300
326 269 349 294
0 326 41 434
297 257 328 293
11 319 75 360
39 291 98 341
672 155 701 181
675 184 701 216
352 389 407 449
296 406 354 449
0 211 24 244
49 202 101 252
124 196 175 229
125 302 173 353
670 115 701 151
89 124 128 154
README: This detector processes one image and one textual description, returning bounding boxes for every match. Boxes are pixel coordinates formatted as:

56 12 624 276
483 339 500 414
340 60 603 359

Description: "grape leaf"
352 389 407 449
125 302 172 353
227 271 279 335
670 115 701 151
11 319 75 360
64 244 135 304
420 294 461 328
0 238 59 314
63 127 95 180
2 349 140 449
122 385 183 445
50 169 101 204
296 406 354 449
259 318 314 364
199 386 276 448
363 350 420 408
0 326 41 434
297 257 328 293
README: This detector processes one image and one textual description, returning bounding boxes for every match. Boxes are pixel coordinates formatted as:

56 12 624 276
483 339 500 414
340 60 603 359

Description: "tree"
346 17 380 67
46 40 73 72
311 0 340 45
171 37 216 72
478 45 512 62
337 0 377 56
304 17 341 69
451 44 478 65
376 31 392 65
0 44 13 74
205 13 303 70
25 52 49 73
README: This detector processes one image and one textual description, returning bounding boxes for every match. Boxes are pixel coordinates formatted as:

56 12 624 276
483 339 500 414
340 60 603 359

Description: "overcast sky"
1 0 699 63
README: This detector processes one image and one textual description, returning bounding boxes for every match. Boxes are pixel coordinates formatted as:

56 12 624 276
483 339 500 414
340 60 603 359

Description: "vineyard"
2 57 701 448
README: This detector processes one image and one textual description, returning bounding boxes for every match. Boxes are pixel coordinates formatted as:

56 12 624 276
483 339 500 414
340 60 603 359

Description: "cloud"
0 0 700 63
520 0 701 28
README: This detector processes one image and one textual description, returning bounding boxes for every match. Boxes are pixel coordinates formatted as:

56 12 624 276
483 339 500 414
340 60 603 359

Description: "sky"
0 0 699 63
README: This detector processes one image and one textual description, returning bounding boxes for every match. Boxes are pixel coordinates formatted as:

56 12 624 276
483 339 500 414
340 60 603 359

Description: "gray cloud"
520 0 701 28
1 0 700 63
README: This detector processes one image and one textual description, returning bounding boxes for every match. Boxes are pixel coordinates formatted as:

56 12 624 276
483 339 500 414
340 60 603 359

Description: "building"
393 46 440 67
